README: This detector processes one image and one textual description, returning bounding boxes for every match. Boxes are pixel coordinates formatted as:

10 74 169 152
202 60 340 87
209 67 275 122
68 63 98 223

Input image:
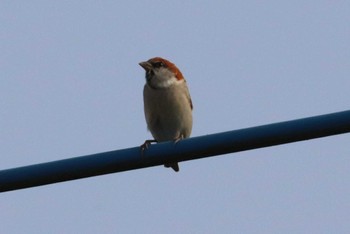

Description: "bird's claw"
173 134 184 144
140 139 157 153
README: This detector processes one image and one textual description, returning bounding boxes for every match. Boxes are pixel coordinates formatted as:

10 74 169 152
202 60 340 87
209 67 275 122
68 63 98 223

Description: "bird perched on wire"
139 57 193 172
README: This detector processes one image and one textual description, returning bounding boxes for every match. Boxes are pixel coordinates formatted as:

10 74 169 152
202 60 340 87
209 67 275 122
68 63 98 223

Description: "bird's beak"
139 61 152 71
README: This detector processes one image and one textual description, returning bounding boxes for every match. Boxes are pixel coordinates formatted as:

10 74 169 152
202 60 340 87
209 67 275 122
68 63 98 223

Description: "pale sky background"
1 1 350 233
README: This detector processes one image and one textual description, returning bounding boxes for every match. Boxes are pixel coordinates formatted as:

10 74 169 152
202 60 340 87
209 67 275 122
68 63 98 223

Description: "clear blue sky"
1 1 350 233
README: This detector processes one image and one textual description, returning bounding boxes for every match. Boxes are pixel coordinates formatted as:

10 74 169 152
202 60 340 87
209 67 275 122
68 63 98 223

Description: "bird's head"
139 57 184 89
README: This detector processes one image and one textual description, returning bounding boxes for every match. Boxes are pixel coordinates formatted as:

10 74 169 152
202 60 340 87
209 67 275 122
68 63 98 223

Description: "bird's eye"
153 62 164 68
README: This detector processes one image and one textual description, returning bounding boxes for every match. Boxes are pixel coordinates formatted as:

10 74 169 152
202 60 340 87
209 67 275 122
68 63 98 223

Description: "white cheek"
153 69 184 88
158 77 178 88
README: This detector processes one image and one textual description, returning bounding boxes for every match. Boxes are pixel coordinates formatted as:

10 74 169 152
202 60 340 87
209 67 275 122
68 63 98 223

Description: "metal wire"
1 110 350 193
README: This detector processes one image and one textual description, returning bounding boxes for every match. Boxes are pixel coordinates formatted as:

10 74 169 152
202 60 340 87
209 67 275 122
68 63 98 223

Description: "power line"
1 110 350 193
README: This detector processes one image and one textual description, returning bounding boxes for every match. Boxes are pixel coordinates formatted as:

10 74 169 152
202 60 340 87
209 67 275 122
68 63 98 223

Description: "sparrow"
139 57 193 172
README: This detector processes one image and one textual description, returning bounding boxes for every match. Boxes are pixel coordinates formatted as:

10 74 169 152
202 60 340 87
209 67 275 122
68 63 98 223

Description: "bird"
139 57 193 172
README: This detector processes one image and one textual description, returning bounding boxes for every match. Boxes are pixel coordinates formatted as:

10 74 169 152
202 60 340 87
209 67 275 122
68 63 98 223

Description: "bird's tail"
164 162 179 172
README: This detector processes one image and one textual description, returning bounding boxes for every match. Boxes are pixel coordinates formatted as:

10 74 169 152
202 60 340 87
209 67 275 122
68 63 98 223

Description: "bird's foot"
173 134 184 144
140 139 158 152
